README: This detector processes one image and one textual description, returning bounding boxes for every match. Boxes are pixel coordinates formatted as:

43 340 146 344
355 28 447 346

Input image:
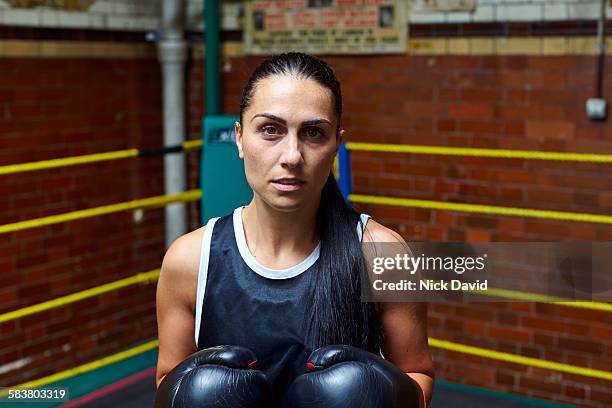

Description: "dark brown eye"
262 125 278 135
305 127 323 139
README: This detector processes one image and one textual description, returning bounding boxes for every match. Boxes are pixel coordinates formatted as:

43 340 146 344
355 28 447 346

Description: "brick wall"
342 54 612 406
0 57 165 383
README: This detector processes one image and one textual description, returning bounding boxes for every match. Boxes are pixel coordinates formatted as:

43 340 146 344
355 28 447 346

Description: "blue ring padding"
436 379 578 408
338 143 352 202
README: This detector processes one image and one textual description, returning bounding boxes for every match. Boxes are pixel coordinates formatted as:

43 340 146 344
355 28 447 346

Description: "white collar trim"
233 207 320 280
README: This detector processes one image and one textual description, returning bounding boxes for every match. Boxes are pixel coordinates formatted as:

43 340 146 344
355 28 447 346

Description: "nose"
280 134 304 168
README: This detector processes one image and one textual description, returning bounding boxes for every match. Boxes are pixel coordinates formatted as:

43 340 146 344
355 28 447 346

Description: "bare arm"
379 302 434 406
363 220 435 406
155 228 203 388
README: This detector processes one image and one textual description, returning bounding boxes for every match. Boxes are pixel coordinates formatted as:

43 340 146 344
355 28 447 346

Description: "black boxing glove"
281 345 424 408
155 345 274 408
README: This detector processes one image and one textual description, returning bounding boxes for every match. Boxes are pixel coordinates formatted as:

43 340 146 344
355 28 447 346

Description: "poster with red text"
244 0 407 55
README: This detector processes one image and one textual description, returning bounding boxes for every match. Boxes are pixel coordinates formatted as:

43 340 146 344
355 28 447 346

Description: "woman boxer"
155 52 434 407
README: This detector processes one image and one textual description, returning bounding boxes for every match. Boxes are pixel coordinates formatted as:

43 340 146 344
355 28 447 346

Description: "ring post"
201 116 253 224
338 143 352 202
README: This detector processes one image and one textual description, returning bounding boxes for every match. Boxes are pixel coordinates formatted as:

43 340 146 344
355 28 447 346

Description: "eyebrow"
251 113 332 127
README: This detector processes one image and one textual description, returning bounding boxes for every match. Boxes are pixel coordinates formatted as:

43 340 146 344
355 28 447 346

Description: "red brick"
522 316 565 332
499 187 523 202
467 229 492 243
459 215 498 229
436 119 456 132
403 101 443 117
558 337 604 355
520 377 564 395
499 72 541 88
573 192 599 208
460 88 502 101
496 105 539 120
526 120 575 140
496 170 537 184
449 103 494 119
557 306 609 322
592 326 612 342
526 188 573 206
375 177 411 191
457 120 502 134
463 321 488 337
403 163 444 177
376 206 412 221
534 303 560 317
590 389 612 405
424 226 445 240
439 56 482 70
531 87 575 103
496 370 516 386
481 56 503 69
539 105 566 120
540 71 567 88
510 302 532 313
448 228 466 241
434 180 459 194
489 327 531 343
497 311 520 326
503 120 526 136
458 183 498 197
533 333 555 347
529 57 578 72
352 158 382 172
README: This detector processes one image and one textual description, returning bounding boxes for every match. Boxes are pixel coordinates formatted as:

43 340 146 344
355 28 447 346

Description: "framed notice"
6 0 96 10
244 0 407 55
413 0 475 12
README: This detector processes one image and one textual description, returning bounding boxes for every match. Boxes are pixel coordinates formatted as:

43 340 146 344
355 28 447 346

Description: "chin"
261 193 309 213
270 199 306 212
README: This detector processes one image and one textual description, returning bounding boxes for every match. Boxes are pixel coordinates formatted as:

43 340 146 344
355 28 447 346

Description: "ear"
234 121 244 159
336 128 345 153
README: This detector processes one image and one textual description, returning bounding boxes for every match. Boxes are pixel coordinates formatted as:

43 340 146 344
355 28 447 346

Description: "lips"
272 178 304 185
271 177 305 192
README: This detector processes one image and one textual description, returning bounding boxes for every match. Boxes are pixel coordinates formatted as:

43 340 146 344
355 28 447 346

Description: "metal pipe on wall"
595 0 607 99
159 0 188 247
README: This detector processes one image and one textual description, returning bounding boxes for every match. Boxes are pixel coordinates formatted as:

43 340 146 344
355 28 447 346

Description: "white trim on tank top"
194 207 371 346
233 206 321 280
194 216 219 347
234 207 371 279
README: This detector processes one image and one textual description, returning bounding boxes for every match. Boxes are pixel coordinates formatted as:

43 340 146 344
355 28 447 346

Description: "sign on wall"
6 0 96 10
244 0 407 55
412 0 475 12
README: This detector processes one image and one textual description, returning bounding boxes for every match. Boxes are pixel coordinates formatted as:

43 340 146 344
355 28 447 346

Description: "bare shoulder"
159 226 205 313
163 226 205 270
156 226 205 385
361 220 417 313
362 218 405 244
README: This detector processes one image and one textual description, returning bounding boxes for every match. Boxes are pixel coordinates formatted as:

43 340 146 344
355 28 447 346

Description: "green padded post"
201 115 253 224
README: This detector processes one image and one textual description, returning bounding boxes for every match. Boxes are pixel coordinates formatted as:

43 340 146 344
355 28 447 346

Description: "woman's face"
236 74 343 212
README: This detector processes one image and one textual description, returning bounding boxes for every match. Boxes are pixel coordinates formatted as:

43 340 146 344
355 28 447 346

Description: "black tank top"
195 206 370 396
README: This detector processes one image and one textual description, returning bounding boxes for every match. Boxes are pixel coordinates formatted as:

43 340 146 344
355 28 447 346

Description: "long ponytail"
306 173 383 353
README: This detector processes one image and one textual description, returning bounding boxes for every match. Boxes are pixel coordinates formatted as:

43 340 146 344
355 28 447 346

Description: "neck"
241 197 320 264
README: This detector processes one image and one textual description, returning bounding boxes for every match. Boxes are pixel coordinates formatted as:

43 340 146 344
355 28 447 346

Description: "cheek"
242 139 271 182
309 146 336 178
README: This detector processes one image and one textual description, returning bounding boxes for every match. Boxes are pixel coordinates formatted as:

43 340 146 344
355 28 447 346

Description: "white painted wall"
0 0 609 30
